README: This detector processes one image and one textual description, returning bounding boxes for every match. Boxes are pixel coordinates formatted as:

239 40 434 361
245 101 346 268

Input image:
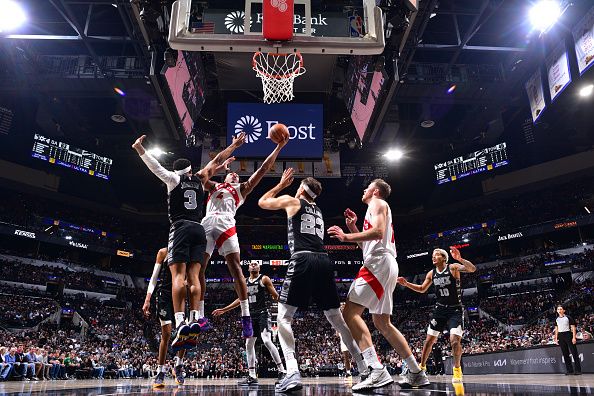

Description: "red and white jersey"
205 182 244 217
361 201 397 261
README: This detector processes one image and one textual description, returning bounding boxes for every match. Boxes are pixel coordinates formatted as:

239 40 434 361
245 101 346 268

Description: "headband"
174 166 192 175
301 183 317 199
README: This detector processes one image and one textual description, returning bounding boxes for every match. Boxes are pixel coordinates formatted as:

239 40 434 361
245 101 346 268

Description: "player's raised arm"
241 137 288 197
258 168 301 211
132 135 180 192
203 156 236 193
196 132 246 183
397 271 434 294
328 199 387 243
448 247 476 273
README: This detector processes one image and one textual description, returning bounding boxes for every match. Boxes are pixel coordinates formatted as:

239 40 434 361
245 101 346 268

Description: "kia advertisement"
227 103 323 158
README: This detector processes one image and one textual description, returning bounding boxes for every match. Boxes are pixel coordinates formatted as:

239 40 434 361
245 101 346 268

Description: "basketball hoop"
252 52 306 104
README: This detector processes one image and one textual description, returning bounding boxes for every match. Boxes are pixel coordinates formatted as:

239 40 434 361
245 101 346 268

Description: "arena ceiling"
0 0 593 212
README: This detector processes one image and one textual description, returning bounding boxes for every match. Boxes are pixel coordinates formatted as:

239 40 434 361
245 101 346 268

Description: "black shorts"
251 311 271 337
155 287 174 326
428 305 464 335
279 252 340 310
166 220 206 265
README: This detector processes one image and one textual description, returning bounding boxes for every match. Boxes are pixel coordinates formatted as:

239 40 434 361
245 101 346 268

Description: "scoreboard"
434 142 508 185
31 134 112 180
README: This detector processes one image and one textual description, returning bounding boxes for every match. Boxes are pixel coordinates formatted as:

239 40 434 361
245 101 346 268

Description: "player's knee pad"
427 326 441 337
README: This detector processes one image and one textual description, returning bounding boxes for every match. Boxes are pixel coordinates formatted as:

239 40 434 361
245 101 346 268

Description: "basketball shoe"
153 372 165 389
399 369 430 388
275 370 303 392
171 322 191 351
352 366 393 391
174 365 185 385
238 375 258 386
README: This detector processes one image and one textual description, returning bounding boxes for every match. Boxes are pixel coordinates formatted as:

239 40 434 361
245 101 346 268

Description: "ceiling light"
447 84 457 94
529 1 561 33
111 114 126 123
0 0 27 32
585 206 591 214
430 12 437 18
579 84 593 98
65 236 72 240
421 120 435 128
384 148 404 161
147 147 165 157
113 87 126 96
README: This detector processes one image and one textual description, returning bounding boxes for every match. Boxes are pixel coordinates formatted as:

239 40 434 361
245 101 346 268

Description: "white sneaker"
275 370 302 392
399 369 430 388
352 366 393 391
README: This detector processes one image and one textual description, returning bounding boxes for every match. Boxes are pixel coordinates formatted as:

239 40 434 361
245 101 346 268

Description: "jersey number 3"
184 190 198 210
300 213 324 239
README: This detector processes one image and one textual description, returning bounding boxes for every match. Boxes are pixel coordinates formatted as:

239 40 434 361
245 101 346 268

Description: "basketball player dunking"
258 168 368 393
328 179 429 390
212 261 286 386
199 137 288 338
142 248 187 388
397 247 476 383
132 133 245 350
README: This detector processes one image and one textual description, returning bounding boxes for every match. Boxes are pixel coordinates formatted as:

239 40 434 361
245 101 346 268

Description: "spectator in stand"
0 347 12 381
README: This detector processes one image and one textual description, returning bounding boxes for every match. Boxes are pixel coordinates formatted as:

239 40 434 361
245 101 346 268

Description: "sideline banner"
445 342 594 374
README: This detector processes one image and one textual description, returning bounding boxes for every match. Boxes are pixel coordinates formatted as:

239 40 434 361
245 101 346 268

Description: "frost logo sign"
228 103 323 158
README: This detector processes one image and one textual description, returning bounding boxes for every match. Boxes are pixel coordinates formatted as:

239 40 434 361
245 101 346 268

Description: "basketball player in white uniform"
199 137 288 338
328 179 429 390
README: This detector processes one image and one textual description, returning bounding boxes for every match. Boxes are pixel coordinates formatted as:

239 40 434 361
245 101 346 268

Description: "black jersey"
157 260 172 290
432 264 462 307
247 274 268 314
168 174 205 223
287 199 325 255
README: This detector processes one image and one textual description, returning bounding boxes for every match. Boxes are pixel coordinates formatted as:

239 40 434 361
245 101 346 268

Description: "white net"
252 52 306 104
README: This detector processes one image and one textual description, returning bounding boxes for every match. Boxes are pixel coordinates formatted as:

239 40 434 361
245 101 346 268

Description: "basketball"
269 123 289 144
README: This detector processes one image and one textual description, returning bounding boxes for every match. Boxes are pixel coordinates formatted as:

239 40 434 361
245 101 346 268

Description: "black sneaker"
276 371 286 384
171 322 191 351
238 375 258 386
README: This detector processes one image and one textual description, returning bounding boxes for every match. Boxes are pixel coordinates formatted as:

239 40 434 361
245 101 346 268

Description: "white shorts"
201 215 240 257
347 254 399 315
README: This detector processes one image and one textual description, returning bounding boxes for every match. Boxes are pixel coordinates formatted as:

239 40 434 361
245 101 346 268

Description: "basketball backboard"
168 0 385 55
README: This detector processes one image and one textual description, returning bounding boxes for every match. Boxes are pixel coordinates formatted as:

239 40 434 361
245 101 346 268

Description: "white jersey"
205 182 244 217
361 201 397 261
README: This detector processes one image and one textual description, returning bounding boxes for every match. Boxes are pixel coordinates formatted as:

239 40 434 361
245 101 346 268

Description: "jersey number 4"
300 213 324 239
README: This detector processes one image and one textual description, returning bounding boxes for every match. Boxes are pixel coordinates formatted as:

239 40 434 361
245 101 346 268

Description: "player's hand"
327 225 346 242
232 132 246 147
212 309 225 317
132 135 147 154
397 277 408 286
279 168 294 188
450 246 462 261
217 156 235 173
142 299 151 318
344 208 357 226
277 135 290 149
572 337 577 345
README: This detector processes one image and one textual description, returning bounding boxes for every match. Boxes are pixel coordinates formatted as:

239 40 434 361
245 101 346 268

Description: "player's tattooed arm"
197 132 246 182
262 276 279 301
449 246 476 273
397 271 433 293
212 299 241 316
241 137 288 197
258 168 300 212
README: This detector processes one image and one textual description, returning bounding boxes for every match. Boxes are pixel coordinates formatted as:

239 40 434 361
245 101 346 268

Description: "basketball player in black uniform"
133 133 245 349
142 248 187 388
258 168 368 393
212 261 286 386
397 246 475 383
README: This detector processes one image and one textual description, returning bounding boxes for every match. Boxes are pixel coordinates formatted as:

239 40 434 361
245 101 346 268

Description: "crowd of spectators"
0 295 56 328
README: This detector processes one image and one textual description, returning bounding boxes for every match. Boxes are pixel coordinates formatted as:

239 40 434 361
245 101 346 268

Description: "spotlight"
147 147 165 157
529 1 561 33
447 84 457 94
0 0 27 33
164 48 177 68
579 84 593 97
65 236 72 240
383 148 404 161
114 87 126 96
585 206 591 214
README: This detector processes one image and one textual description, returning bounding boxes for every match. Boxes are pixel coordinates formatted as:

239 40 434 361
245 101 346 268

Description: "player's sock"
174 312 185 328
157 365 164 374
404 355 421 373
174 356 183 367
239 300 250 317
198 300 205 318
249 368 256 378
362 347 383 370
190 310 199 322
285 354 299 374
